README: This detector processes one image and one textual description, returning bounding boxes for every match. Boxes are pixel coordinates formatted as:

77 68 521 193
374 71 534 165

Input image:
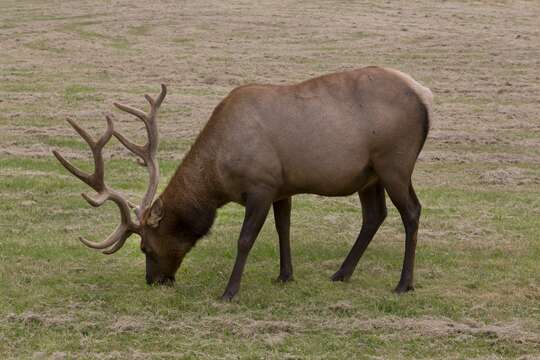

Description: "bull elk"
54 66 433 300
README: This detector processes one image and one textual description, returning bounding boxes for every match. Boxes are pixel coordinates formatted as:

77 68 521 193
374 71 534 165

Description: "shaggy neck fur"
159 143 220 244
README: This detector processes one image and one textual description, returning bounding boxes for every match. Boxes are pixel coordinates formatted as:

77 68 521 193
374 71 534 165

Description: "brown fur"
141 66 433 299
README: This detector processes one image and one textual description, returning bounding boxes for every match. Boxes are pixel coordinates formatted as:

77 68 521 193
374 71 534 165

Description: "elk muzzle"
144 253 181 286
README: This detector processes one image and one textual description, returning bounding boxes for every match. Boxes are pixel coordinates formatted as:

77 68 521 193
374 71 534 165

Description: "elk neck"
158 141 222 243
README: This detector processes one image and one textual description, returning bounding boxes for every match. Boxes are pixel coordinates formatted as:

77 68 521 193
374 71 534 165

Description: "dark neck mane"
159 143 219 244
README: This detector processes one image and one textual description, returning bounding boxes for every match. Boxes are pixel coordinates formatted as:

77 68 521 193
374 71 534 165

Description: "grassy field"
1 0 540 358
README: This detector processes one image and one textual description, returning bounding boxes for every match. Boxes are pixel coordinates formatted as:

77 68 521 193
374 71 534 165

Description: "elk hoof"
220 290 237 302
393 283 414 294
275 273 294 283
330 270 351 282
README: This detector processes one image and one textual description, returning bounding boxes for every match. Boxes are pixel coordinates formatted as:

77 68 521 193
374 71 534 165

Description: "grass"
1 0 539 358
63 84 105 105
61 21 131 50
128 25 152 36
1 155 539 358
24 39 64 54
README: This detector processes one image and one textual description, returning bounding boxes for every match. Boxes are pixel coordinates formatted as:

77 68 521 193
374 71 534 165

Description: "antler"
112 84 166 219
53 84 167 254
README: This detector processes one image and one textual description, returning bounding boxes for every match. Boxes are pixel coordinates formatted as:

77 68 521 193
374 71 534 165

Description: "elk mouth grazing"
147 275 175 286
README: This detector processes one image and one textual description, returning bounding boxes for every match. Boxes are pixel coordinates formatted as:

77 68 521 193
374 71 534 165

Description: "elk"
54 66 433 300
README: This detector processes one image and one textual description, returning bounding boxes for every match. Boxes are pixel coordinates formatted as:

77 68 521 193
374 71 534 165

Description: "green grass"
1 156 539 358
171 37 194 45
60 21 131 50
0 82 48 93
128 25 152 36
24 39 64 53
63 84 104 105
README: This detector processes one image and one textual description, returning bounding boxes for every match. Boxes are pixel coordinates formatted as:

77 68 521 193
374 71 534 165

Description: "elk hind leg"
377 166 421 293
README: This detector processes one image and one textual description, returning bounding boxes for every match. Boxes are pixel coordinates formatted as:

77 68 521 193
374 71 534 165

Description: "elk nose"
157 276 175 286
145 273 154 285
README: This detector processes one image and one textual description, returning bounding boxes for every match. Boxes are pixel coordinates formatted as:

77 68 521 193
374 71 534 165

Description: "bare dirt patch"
332 316 540 345
479 168 540 186
7 311 74 328
108 315 147 333
223 317 299 337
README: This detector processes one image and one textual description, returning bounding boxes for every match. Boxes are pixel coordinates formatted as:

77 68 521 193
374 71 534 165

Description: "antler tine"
144 94 155 107
112 102 148 122
78 223 131 250
77 186 139 253
95 116 114 149
91 116 114 190
52 150 92 187
102 232 131 254
66 118 95 147
52 117 112 189
146 84 167 116
108 115 145 161
112 84 166 153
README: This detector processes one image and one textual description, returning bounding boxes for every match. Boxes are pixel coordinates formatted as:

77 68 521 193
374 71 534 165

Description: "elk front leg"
331 182 386 281
273 197 293 282
221 192 273 301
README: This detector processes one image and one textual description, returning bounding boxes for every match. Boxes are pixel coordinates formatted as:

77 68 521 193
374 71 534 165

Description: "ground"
1 0 539 358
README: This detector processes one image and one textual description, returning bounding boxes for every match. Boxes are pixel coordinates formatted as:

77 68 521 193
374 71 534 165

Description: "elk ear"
147 198 164 228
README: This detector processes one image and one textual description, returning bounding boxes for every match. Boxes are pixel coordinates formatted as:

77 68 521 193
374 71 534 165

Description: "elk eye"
141 244 158 260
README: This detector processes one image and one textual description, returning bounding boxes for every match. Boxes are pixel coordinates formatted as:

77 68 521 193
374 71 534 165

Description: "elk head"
53 85 186 285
